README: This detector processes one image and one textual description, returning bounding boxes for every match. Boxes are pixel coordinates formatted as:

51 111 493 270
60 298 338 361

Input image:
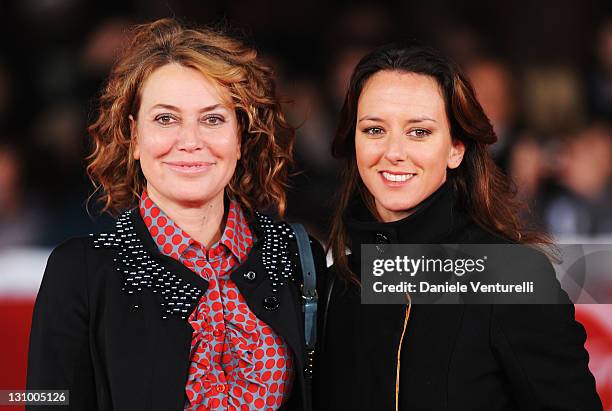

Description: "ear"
447 138 465 169
129 115 140 160
236 131 242 160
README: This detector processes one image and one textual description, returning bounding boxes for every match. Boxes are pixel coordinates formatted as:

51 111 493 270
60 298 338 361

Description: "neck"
146 188 226 249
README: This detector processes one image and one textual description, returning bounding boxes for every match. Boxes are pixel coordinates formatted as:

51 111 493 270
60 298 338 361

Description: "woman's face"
355 70 465 222
132 63 240 210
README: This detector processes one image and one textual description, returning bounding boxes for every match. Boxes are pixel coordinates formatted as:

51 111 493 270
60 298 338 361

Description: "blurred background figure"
0 143 45 248
585 17 612 119
543 121 612 236
467 59 517 170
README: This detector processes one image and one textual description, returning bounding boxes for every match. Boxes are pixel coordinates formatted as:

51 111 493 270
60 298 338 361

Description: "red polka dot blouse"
140 192 293 410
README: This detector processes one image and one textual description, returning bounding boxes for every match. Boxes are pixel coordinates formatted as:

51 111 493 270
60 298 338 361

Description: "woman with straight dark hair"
316 42 602 410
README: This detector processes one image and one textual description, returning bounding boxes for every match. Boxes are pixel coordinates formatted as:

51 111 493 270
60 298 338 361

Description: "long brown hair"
329 41 550 282
87 18 294 217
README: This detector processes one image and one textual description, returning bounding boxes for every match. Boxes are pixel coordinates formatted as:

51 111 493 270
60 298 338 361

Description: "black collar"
344 183 470 249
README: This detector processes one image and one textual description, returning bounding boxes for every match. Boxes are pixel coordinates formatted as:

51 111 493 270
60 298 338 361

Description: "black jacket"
27 208 326 411
315 184 602 411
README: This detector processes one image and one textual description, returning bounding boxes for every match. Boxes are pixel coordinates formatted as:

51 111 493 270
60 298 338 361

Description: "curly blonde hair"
87 18 294 216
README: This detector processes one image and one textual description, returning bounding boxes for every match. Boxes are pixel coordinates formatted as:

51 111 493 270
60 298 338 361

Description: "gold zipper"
395 293 412 411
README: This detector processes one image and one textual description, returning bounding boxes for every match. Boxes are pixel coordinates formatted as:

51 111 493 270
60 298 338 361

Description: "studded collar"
93 206 299 320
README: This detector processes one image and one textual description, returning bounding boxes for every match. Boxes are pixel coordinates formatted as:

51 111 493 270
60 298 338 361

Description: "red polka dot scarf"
140 192 293 410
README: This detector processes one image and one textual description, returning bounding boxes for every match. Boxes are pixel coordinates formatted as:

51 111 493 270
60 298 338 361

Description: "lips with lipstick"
380 171 417 183
164 161 216 174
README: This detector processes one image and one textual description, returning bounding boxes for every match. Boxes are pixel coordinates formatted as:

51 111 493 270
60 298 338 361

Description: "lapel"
130 208 209 294
126 209 209 409
230 214 307 409
230 240 306 374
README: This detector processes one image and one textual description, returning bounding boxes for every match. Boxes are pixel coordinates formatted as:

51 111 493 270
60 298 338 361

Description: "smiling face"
355 70 465 222
131 63 240 211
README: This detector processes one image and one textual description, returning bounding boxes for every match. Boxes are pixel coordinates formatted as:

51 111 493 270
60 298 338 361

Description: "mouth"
379 171 417 185
164 161 215 174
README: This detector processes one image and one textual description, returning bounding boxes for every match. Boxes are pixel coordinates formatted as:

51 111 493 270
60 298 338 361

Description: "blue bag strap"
289 223 318 379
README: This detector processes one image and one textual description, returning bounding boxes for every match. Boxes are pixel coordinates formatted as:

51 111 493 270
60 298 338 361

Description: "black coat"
315 184 602 411
27 208 326 411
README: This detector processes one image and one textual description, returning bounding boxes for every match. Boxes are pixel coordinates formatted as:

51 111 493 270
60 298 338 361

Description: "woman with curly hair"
27 18 324 411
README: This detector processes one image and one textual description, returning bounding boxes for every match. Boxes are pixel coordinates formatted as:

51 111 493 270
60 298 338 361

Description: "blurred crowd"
0 0 611 248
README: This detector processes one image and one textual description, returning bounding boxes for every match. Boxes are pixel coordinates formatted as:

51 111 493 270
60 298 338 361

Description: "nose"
176 120 204 152
383 131 406 164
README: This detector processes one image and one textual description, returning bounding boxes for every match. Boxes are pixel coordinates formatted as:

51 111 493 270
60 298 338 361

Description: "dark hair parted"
87 18 294 216
329 41 550 282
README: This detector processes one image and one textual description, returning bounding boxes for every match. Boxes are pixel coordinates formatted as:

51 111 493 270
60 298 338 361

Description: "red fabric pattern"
140 192 293 410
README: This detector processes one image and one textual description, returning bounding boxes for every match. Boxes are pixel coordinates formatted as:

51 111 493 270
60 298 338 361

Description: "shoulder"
50 235 92 253
45 236 94 272
254 213 328 282
42 224 126 292
43 233 120 279
48 231 121 269
283 220 326 270
452 218 514 244
37 237 96 309
251 212 325 258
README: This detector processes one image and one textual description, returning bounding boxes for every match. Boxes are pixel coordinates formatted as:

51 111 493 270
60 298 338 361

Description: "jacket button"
375 233 390 244
263 296 280 311
244 270 256 281
375 233 390 254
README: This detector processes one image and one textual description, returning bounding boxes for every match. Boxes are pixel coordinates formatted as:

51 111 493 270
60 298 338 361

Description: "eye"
202 115 225 126
408 128 431 138
154 114 177 126
363 127 385 136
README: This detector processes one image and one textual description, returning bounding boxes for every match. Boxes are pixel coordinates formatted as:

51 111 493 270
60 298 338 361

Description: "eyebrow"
358 115 437 123
148 103 227 113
